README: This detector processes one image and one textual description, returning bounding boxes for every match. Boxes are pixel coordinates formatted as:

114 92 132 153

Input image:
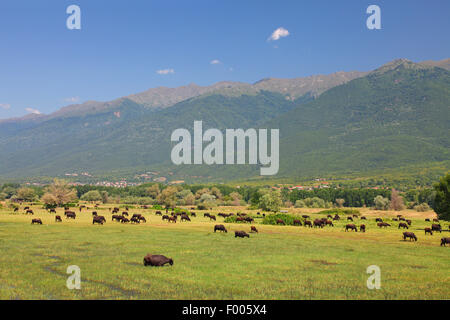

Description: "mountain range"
0 58 449 183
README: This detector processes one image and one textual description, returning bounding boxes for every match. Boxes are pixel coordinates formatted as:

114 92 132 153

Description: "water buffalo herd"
10 204 450 249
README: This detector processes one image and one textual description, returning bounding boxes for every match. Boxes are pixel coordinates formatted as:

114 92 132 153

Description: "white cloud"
25 107 41 115
64 96 80 103
0 103 11 110
156 68 175 75
268 27 290 41
210 59 221 65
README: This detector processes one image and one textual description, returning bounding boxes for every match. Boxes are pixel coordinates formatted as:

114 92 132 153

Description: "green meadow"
0 205 449 300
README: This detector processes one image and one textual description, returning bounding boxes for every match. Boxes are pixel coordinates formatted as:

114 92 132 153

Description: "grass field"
0 204 449 300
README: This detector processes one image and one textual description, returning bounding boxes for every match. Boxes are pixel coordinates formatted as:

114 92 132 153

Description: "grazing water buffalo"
132 213 142 220
440 238 450 247
93 216 106 225
92 211 98 216
293 219 302 226
168 216 177 223
360 216 367 220
112 215 122 222
55 215 62 222
204 213 210 218
431 224 442 233
120 217 130 223
244 217 254 223
333 215 340 221
31 218 42 225
398 223 409 229
24 206 30 210
181 215 191 222
190 212 196 217
392 218 398 221
13 207 19 212
425 218 430 222
214 224 227 233
65 211 76 219
345 224 357 232
130 216 140 224
324 220 334 227
251 226 258 233
406 219 412 226
209 215 216 221
155 211 162 216
143 254 174 267
49 208 56 214
377 222 390 228
139 216 146 223
26 210 34 215
276 219 285 225
375 218 383 223
236 217 244 222
162 215 169 221
347 217 353 221
399 217 406 221
304 220 312 228
313 219 324 228
122 211 129 217
433 218 439 223
403 232 417 242
360 224 366 232
235 231 250 238
424 227 433 235
302 215 310 219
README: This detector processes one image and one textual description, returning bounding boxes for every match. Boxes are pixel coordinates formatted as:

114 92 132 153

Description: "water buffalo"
235 231 250 238
276 219 285 225
403 232 417 242
360 216 367 220
112 214 122 222
214 224 227 233
440 238 450 247
431 224 442 233
92 211 98 216
168 216 177 223
143 254 173 267
204 213 211 218
162 215 169 221
65 211 76 219
181 215 191 222
406 219 412 226
209 215 216 221
360 224 366 232
304 220 312 228
120 217 130 223
293 219 302 226
424 227 433 235
131 213 142 220
377 222 390 228
244 217 254 223
251 226 258 233
345 224 357 232
55 215 62 222
31 218 42 225
26 209 34 215
347 217 353 221
333 215 340 221
398 223 409 229
49 208 56 214
139 216 146 223
130 216 140 224
313 219 324 228
433 218 439 223
93 216 106 225
302 215 310 219
375 218 383 222
155 211 162 216
13 207 19 212
190 212 196 217
122 211 129 217
324 220 334 227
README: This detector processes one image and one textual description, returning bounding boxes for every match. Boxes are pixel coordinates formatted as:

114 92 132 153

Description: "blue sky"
0 0 449 119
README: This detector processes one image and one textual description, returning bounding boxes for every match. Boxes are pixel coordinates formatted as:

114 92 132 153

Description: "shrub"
374 195 390 210
414 203 430 212
261 213 298 226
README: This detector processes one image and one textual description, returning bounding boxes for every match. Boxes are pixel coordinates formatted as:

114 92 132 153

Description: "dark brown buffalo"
333 214 340 221
236 217 244 222
302 215 310 219
112 214 122 222
120 217 130 223
244 217 254 223
375 218 383 222
251 226 258 233
324 220 334 227
425 218 430 222
65 211 76 219
352 214 358 219
24 206 30 210
214 224 227 233
304 220 312 228
345 224 357 232
403 232 417 241
49 208 56 214
377 222 390 228
313 219 324 228
190 212 196 217
276 219 285 225
181 215 191 222
92 211 98 216
209 215 216 221
431 224 442 233
440 238 450 247
424 227 433 235
293 219 302 226
31 218 42 225
132 213 142 220
130 216 140 224
26 209 34 215
139 216 146 223
392 218 398 221
433 218 439 223
168 216 177 223
360 216 367 220
143 254 173 267
360 224 366 232
204 213 211 218
93 216 106 225
398 223 409 229
235 231 250 238
14 207 19 212
162 215 169 221
406 219 412 226
155 211 162 216
327 215 333 219
122 211 129 217
55 215 62 222
347 217 353 221
399 217 406 221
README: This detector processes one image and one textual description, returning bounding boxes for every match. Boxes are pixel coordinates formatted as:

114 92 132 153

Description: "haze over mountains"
0 58 449 182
